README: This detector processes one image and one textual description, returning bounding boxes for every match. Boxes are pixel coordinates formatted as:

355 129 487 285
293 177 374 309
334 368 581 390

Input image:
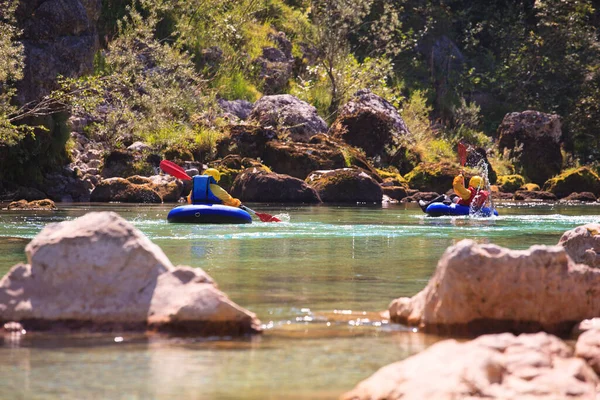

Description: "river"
0 202 598 399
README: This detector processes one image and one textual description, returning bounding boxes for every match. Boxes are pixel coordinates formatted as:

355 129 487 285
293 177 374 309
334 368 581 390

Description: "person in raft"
187 168 242 207
419 174 489 211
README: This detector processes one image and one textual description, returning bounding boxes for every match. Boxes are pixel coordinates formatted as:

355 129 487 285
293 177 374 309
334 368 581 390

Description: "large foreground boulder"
330 89 409 162
230 168 321 203
249 95 327 142
389 239 600 335
558 224 600 268
0 212 261 335
497 111 562 184
307 168 382 203
342 332 598 400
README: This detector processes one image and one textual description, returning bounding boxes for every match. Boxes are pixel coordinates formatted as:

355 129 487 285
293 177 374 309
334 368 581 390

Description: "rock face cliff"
15 0 101 104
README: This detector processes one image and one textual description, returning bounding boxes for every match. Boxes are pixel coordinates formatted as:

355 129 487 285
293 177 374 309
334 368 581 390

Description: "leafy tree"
305 0 374 115
61 4 216 156
0 0 26 145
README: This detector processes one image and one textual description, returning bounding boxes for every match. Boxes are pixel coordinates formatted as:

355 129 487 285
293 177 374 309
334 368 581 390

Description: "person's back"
188 169 241 207
453 174 488 208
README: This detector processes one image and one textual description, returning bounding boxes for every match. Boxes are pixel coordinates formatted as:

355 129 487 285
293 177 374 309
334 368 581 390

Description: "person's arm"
453 175 471 201
210 184 242 207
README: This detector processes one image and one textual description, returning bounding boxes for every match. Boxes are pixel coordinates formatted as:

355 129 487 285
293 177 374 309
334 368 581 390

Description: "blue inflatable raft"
424 202 498 217
167 204 252 224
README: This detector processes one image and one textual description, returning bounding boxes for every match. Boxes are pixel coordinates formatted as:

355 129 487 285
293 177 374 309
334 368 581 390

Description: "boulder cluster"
343 223 600 399
3 86 600 205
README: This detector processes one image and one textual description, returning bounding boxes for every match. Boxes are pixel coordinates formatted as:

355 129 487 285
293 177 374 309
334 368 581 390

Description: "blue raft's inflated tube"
168 204 252 224
424 202 498 217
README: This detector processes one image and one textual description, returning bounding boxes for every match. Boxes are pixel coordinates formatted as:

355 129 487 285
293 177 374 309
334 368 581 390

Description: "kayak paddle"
159 160 192 181
457 142 468 167
160 160 281 222
240 205 281 223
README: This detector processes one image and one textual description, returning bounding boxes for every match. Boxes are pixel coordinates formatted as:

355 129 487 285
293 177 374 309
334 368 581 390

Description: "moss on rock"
520 183 541 191
376 168 408 188
497 175 526 193
404 162 461 193
543 167 600 198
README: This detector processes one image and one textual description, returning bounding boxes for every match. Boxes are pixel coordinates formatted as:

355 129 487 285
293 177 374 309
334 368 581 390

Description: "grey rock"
250 95 327 142
218 99 254 121
330 89 409 162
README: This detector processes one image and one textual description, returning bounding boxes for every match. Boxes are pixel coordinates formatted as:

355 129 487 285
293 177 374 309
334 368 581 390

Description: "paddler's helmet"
469 176 483 188
203 168 221 182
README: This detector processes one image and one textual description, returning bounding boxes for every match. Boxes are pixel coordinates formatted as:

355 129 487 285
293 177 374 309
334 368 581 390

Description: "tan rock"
7 199 57 210
389 239 600 334
90 177 162 203
0 212 261 335
575 328 600 376
342 332 597 400
558 223 600 268
573 318 600 336
125 175 184 202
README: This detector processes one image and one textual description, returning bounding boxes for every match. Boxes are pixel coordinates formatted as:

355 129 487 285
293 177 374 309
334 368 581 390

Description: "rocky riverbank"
2 92 600 206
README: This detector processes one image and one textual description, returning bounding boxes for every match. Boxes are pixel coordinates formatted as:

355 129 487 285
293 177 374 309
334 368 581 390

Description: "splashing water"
274 213 291 222
469 155 496 216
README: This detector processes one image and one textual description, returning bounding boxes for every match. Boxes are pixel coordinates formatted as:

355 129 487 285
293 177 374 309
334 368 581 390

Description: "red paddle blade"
160 160 191 180
457 142 467 166
255 212 281 222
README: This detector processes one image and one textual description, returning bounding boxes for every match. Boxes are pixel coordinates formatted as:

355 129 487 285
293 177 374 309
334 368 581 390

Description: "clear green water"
0 202 598 399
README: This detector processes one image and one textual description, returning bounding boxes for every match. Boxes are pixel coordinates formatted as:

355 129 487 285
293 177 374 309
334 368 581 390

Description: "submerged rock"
342 332 598 400
558 224 600 268
0 212 261 335
388 239 600 335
